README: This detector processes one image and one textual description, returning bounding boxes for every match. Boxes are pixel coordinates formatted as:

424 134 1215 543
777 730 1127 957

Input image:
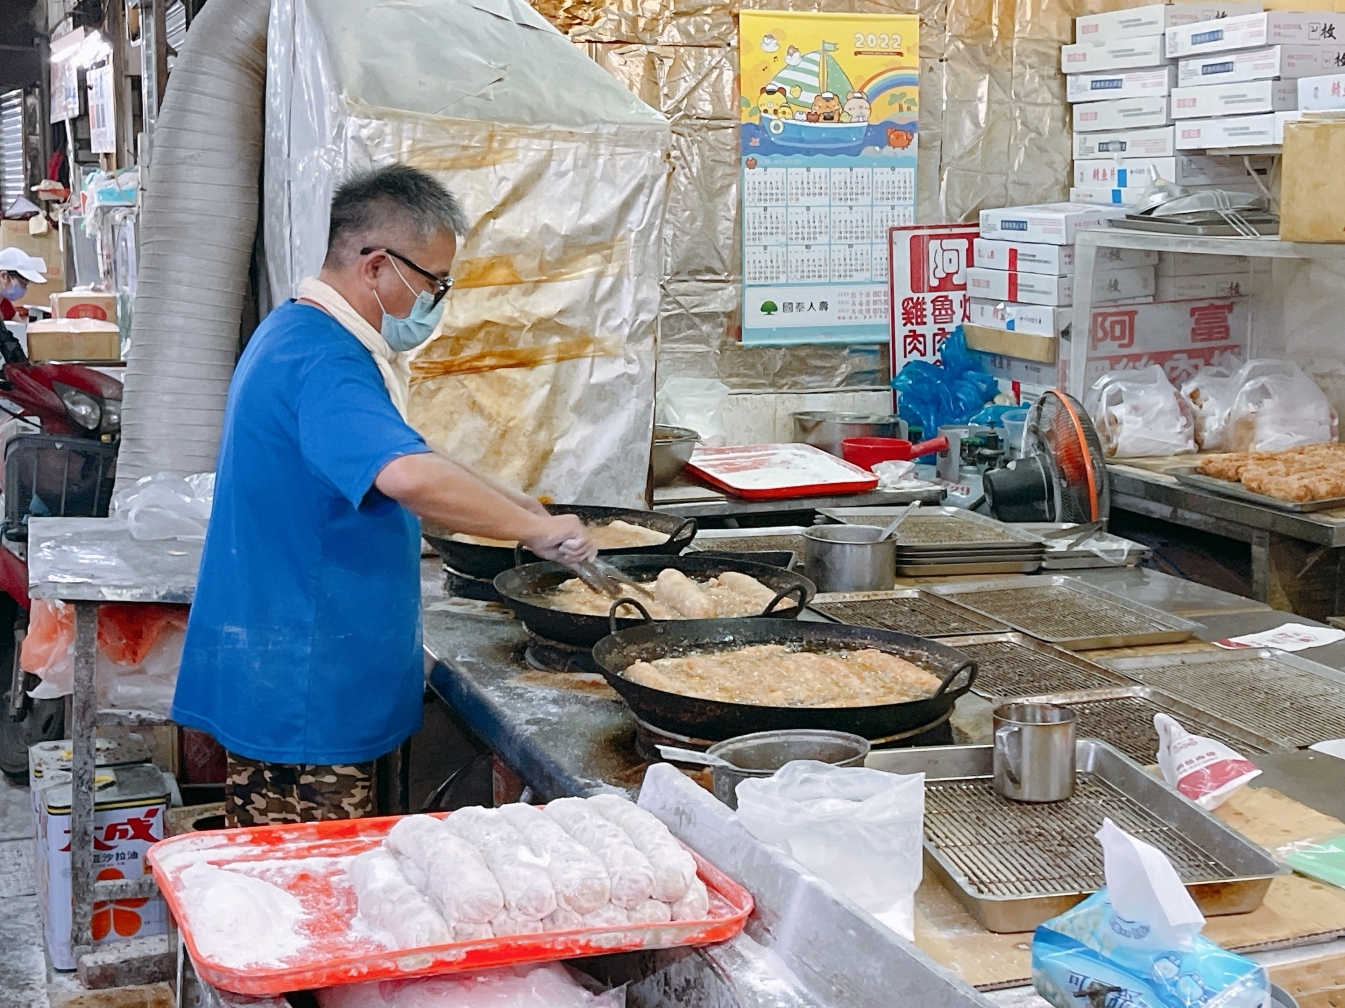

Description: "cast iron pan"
592 618 977 740
494 554 815 648
423 505 697 580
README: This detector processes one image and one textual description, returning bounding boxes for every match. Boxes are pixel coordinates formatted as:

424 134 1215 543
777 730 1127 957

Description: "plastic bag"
891 328 998 439
1226 359 1337 453
109 471 214 541
1155 713 1261 810
317 963 625 1008
1032 819 1268 1008
1086 366 1196 458
656 378 728 448
1179 363 1241 452
1277 832 1345 890
734 760 924 939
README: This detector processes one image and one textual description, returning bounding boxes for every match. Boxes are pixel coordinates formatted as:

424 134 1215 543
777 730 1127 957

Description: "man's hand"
520 513 596 565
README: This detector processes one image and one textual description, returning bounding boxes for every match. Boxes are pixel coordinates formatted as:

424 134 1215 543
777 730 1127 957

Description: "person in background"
173 164 595 827
0 248 48 322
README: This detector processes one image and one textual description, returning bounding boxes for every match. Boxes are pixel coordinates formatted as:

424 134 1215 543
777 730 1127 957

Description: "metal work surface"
809 590 1008 637
1055 565 1271 619
937 633 1130 700
830 507 1042 548
652 485 944 519
27 516 201 602
1101 649 1345 748
931 576 1200 649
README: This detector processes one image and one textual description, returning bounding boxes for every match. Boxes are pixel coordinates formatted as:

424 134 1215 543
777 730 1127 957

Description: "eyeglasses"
360 246 454 306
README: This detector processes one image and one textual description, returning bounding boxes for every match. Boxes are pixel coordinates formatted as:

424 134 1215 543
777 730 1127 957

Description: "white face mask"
373 260 447 351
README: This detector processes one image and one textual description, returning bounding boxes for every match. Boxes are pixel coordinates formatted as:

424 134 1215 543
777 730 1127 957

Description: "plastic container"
1001 409 1029 460
840 435 949 471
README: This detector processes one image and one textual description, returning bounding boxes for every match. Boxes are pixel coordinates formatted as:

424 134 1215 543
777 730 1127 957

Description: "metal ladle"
656 744 735 769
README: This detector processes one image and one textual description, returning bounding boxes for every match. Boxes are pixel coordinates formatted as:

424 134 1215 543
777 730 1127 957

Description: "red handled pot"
841 435 949 471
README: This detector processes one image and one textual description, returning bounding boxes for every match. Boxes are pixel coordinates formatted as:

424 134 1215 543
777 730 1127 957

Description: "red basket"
148 811 752 996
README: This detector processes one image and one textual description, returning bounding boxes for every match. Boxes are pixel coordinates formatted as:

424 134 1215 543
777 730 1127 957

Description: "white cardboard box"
1171 79 1299 117
1062 37 1168 74
1178 45 1330 86
1155 272 1254 299
1166 12 1345 59
1299 72 1345 109
1174 110 1301 148
1067 66 1175 102
968 265 1156 306
1085 296 1251 357
1156 252 1252 276
1071 186 1150 206
1076 3 1263 44
979 203 1125 245
974 239 1075 275
970 298 1072 337
1074 125 1177 159
1071 154 1272 187
1073 95 1171 131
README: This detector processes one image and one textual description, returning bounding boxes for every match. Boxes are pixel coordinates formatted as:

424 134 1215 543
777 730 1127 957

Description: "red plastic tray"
148 811 752 996
686 443 880 500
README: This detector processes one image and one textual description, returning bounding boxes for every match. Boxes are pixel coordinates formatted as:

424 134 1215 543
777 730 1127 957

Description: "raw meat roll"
717 571 779 611
498 802 611 914
544 798 655 909
670 875 710 921
588 794 697 902
450 920 494 942
384 814 503 924
542 906 585 931
446 807 557 920
490 909 545 936
581 903 629 926
347 848 451 949
628 898 673 924
653 569 717 619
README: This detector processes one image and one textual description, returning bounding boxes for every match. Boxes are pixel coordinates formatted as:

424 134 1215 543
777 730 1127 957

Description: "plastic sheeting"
264 0 670 507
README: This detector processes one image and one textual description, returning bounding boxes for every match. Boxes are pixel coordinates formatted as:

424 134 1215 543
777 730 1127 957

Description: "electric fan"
984 390 1110 525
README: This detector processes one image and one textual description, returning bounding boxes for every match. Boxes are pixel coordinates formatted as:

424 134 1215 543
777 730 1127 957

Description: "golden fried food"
623 643 943 707
1194 443 1345 502
541 570 778 619
451 520 668 550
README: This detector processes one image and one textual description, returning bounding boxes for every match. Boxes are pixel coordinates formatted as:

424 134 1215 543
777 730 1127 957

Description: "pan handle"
669 517 698 546
760 583 807 616
933 659 978 697
513 544 527 568
608 597 655 634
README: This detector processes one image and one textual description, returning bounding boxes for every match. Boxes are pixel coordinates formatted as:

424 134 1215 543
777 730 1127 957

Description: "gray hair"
324 164 468 266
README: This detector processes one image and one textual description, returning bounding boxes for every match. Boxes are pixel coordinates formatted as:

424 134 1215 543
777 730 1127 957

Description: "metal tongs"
572 557 657 600
1041 520 1105 550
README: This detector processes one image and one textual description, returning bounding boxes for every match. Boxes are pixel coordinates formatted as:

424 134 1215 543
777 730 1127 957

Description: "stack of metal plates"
824 506 1046 576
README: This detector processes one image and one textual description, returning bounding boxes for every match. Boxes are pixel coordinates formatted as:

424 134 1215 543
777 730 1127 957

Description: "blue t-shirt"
173 300 430 765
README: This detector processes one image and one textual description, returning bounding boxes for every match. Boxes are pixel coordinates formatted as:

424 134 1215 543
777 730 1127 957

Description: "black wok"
423 505 697 580
592 619 977 740
494 554 815 648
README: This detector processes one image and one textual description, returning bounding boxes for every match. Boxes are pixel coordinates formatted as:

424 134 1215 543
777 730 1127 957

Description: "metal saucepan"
793 411 908 457
592 618 977 740
423 505 697 580
651 425 700 486
494 554 815 648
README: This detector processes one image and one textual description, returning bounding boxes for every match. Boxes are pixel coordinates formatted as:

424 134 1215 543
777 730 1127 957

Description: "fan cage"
1027 391 1110 525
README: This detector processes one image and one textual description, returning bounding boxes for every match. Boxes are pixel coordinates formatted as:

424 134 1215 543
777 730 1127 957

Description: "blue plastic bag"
891 327 998 439
1032 819 1268 1008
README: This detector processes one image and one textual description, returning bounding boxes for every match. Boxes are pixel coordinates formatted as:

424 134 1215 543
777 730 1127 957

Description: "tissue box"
1171 79 1299 118
1166 11 1345 59
1076 3 1262 43
970 299 1071 337
1178 45 1331 87
1074 125 1176 159
1073 95 1171 131
1062 37 1167 74
25 319 121 362
1299 72 1345 110
979 203 1124 245
1175 111 1301 148
1282 117 1345 242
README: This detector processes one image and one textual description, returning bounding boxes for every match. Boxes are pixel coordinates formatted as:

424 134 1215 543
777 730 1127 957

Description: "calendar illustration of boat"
761 41 870 153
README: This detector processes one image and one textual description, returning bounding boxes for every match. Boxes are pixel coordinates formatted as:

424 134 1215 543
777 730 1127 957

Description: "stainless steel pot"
651 425 699 486
792 411 907 457
804 523 896 592
706 729 870 808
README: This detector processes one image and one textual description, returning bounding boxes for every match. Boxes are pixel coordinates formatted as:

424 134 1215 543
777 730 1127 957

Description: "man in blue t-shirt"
173 165 594 827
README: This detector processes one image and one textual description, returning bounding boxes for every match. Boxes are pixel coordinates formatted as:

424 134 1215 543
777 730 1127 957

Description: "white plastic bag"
1180 363 1241 451
1086 366 1196 458
656 378 728 448
734 760 924 939
1155 713 1261 810
317 963 624 1008
1226 359 1337 452
110 471 214 540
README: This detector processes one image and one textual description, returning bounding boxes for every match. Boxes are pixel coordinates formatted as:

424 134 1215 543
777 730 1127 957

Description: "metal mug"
803 524 896 593
992 702 1077 803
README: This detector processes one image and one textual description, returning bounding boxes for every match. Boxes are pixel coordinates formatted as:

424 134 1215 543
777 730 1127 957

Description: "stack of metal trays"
807 590 1010 637
685 526 807 570
821 506 1046 576
936 632 1135 699
1099 649 1345 748
1023 524 1153 570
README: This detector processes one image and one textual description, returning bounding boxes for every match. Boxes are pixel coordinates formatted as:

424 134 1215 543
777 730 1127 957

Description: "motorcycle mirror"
0 328 27 365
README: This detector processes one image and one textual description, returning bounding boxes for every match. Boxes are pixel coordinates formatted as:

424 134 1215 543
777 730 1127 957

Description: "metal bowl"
651 425 699 486
792 411 907 457
706 729 870 808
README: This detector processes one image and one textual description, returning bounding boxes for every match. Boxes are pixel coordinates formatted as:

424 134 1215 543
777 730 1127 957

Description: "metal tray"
1010 685 1291 762
687 526 811 554
1111 216 1279 236
896 559 1043 577
866 740 1283 933
808 590 1010 637
936 632 1135 700
1099 648 1345 748
822 506 1046 550
1170 467 1345 513
931 575 1201 650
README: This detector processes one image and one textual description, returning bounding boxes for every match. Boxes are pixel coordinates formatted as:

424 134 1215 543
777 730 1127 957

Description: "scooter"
0 326 121 780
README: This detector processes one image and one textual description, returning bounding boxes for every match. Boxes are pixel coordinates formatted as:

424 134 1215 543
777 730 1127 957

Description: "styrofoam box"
974 239 1075 275
1072 154 1272 187
970 298 1072 337
1062 37 1168 74
1155 252 1251 276
1076 3 1264 44
1073 95 1171 131
1074 125 1176 159
1167 12 1345 59
979 203 1126 245
1171 79 1299 117
1155 272 1253 300
1067 66 1175 102
1299 72 1345 110
1178 45 1330 86
1174 110 1301 147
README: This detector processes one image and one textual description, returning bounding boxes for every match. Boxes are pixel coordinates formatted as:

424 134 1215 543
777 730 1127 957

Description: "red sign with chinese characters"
889 224 977 367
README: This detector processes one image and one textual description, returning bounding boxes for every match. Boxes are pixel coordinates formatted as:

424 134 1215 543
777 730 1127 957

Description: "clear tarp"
264 0 670 507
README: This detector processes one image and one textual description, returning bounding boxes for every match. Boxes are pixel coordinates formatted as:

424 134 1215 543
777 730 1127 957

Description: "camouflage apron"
224 752 374 827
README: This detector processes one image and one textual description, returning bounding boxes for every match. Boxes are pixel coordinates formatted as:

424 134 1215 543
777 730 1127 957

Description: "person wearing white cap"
0 247 46 322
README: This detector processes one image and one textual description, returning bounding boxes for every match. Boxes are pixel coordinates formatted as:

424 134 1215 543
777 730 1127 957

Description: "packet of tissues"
1032 818 1269 1008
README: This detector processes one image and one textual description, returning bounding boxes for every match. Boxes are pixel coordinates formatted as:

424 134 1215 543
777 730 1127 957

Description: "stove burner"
524 634 601 674
442 564 503 603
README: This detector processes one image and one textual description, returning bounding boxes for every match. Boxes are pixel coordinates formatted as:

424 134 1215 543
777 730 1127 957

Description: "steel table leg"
69 600 99 960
